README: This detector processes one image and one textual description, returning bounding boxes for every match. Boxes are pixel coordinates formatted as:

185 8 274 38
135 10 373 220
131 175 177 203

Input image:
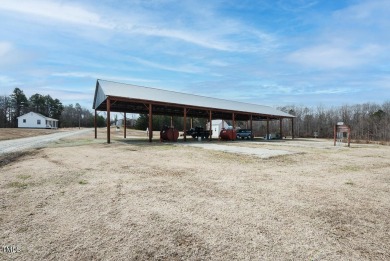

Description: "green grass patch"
345 180 355 186
78 180 88 185
49 139 97 148
8 181 28 189
341 165 361 172
17 174 31 180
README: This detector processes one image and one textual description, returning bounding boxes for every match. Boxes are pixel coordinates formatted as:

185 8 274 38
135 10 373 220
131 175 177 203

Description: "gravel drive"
180 143 296 158
0 129 92 155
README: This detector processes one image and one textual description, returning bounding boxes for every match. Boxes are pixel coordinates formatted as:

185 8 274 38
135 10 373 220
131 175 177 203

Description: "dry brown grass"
0 128 60 141
1 130 389 260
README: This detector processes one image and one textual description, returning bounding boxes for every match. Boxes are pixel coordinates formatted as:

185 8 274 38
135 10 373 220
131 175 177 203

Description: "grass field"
1 129 389 260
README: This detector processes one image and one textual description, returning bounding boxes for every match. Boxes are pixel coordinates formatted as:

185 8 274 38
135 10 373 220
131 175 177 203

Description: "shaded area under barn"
92 79 295 143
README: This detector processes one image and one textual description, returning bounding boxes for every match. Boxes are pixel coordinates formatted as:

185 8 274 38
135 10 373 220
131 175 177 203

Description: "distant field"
0 127 152 141
1 130 389 260
0 128 60 141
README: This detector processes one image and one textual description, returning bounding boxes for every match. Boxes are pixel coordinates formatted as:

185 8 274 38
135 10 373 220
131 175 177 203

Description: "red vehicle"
219 128 236 141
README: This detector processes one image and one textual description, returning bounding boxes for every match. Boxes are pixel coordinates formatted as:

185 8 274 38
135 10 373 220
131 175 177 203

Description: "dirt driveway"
1 130 389 260
0 129 92 155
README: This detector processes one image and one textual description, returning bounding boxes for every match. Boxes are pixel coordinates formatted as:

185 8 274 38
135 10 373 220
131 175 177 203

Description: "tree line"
278 102 390 142
2 88 389 141
134 101 390 142
0 88 105 128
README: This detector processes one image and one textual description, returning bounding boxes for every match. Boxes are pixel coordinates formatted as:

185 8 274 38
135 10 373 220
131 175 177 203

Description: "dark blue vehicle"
236 129 253 140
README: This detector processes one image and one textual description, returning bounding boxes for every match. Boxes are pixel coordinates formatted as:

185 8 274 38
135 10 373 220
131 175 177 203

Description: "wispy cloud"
0 0 109 28
1 0 389 108
286 0 389 69
129 56 205 74
51 72 158 84
0 0 276 53
0 42 13 57
0 75 20 87
287 44 382 69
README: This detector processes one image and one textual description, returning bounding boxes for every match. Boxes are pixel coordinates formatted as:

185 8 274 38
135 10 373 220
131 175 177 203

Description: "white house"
206 119 231 138
17 112 59 129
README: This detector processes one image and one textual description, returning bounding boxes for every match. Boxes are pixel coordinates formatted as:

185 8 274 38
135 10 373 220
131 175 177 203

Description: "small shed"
17 112 59 129
206 120 231 138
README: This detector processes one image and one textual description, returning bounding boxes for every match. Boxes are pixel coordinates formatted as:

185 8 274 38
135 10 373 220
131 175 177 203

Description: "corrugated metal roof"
93 79 293 118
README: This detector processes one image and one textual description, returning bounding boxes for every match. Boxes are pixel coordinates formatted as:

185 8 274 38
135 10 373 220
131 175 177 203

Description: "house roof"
93 79 294 121
17 111 58 121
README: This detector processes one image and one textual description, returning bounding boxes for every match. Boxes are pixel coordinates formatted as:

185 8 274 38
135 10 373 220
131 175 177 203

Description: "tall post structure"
183 108 187 142
124 112 127 139
280 118 283 139
291 118 294 139
106 97 111 144
94 109 97 139
209 110 212 141
266 117 270 140
148 104 153 142
232 113 235 129
250 114 253 140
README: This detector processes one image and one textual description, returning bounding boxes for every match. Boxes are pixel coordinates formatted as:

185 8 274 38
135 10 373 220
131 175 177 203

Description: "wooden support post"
280 118 283 139
170 116 173 128
266 117 270 140
191 118 193 128
232 113 235 129
348 126 351 147
94 109 97 139
291 118 294 139
107 98 111 144
209 110 212 141
250 114 253 140
124 112 126 139
183 108 187 142
334 124 337 146
149 104 153 142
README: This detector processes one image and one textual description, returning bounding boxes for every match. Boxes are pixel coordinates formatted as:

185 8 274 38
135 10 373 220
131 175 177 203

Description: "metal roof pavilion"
92 79 295 143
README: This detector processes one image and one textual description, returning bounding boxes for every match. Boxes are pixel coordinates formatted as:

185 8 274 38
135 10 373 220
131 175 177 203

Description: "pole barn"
92 79 295 143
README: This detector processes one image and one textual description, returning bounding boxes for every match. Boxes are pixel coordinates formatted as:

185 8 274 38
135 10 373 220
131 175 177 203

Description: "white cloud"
129 56 205 74
0 42 34 68
0 0 276 53
285 0 389 69
287 44 382 69
0 75 20 87
51 72 159 84
0 42 13 57
0 0 109 28
333 0 390 23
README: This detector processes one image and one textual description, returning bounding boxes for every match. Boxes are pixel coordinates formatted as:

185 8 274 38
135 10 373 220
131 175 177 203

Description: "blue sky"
0 0 389 109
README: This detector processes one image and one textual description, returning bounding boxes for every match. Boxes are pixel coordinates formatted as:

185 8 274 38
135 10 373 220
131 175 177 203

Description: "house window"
23 119 26 123
37 120 41 125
